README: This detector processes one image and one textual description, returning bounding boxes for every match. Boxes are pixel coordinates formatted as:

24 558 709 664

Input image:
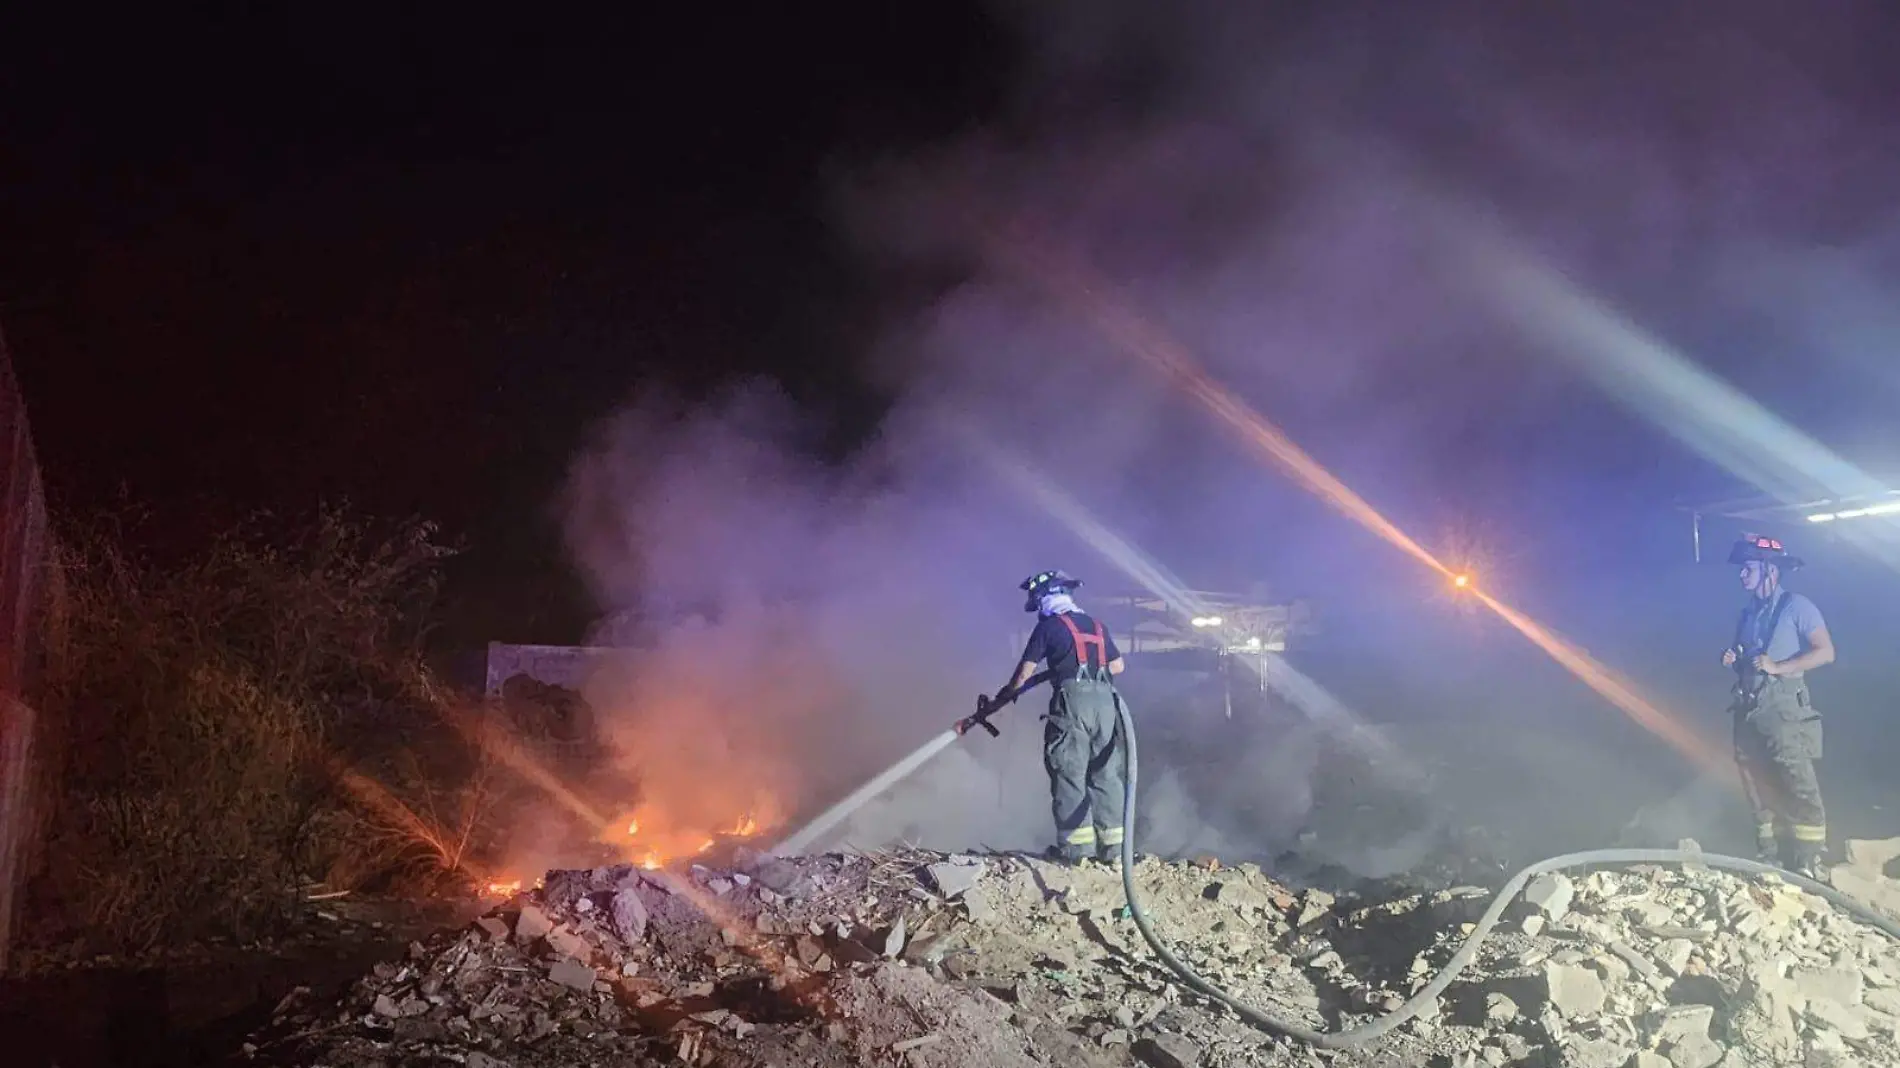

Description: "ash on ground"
244 838 1900 1068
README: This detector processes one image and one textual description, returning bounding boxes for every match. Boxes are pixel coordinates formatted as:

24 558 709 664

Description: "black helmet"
1020 569 1082 612
1728 533 1805 572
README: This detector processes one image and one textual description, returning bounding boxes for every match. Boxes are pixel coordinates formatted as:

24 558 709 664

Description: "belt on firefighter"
1738 674 1807 702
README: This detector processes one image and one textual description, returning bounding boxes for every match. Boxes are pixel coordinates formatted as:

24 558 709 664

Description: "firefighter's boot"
1787 843 1831 885
1045 842 1090 866
1755 824 1779 865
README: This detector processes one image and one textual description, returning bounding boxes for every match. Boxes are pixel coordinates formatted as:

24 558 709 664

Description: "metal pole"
1692 511 1702 564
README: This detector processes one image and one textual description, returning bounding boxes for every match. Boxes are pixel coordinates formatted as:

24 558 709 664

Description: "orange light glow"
1453 573 1471 589
486 879 522 896
606 805 775 870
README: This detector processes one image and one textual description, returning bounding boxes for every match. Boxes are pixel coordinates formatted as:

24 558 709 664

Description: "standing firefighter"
1722 534 1835 878
997 570 1130 864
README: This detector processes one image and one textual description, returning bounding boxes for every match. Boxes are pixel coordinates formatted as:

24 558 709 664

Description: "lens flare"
984 223 1730 780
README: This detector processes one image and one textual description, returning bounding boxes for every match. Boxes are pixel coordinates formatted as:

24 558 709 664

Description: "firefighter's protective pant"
1044 678 1128 856
1733 678 1826 864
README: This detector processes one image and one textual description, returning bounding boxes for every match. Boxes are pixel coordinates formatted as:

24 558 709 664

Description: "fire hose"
957 683 1900 1050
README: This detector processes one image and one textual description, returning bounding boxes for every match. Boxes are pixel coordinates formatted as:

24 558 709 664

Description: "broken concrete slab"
1805 997 1870 1040
1731 978 1802 1061
1792 966 1864 1007
1650 1003 1714 1046
545 925 591 961
1482 992 1518 1027
610 888 648 943
1542 962 1607 1018
880 916 907 958
1661 1033 1723 1068
513 904 554 944
1294 888 1335 928
1523 872 1576 923
1655 938 1695 977
926 861 983 899
548 956 596 992
961 886 995 924
1844 837 1900 873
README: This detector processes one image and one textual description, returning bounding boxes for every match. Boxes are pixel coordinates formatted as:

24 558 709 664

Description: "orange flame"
486 879 522 896
606 806 772 870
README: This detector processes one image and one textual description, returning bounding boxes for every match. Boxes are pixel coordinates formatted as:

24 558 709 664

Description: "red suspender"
1057 614 1108 673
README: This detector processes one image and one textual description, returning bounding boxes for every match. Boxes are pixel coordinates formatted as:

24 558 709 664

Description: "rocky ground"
238 838 1900 1068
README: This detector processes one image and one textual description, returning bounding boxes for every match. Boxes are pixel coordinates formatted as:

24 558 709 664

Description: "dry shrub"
315 709 532 897
29 503 461 952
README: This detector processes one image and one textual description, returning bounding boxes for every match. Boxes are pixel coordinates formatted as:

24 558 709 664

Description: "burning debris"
481 805 777 900
244 841 1900 1068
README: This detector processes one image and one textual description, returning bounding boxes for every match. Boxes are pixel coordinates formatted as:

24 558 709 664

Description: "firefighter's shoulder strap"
1733 592 1795 699
1735 591 1793 654
1056 613 1110 681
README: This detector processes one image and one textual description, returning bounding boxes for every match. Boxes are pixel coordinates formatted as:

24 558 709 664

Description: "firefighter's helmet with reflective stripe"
1728 533 1805 572
1020 569 1081 612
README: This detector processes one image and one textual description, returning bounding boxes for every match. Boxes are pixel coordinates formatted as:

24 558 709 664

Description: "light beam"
981 224 1730 779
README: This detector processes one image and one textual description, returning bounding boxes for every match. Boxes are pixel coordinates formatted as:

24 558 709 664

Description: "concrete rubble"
240 838 1900 1068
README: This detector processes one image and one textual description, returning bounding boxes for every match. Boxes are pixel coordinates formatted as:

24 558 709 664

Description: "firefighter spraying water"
992 569 1132 863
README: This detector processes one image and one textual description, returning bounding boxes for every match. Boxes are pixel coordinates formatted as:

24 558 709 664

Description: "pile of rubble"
242 839 1900 1068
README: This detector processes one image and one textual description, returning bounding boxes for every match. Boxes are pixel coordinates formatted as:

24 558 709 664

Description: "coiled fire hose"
1104 695 1900 1050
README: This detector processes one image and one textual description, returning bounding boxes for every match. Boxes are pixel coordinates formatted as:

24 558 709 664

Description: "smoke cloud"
554 1 1900 873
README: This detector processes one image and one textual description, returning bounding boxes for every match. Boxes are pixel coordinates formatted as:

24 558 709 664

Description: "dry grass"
24 503 522 952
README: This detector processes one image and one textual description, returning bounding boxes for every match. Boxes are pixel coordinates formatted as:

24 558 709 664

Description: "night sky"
9 3 1900 654
1 6 1008 644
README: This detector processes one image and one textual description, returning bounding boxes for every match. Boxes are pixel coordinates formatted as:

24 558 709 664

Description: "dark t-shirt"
1020 611 1122 685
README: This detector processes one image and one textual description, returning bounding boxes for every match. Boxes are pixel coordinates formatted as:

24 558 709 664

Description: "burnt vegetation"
23 504 544 954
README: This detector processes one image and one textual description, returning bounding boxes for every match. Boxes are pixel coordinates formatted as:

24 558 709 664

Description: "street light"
1806 501 1900 524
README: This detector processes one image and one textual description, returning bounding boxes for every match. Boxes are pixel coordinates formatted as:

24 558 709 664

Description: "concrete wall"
0 328 56 973
481 642 632 698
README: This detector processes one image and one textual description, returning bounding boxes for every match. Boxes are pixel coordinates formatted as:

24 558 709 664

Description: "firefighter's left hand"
1753 654 1783 676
